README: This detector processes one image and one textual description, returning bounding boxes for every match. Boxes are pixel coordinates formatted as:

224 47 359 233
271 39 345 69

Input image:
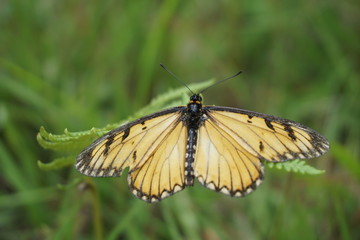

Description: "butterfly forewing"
204 106 329 163
75 107 186 178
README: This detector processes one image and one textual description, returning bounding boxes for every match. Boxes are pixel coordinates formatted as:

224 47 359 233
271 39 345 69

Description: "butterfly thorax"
186 94 203 128
184 94 203 186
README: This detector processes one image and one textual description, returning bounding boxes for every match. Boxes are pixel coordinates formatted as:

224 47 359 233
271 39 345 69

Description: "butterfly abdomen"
185 128 197 185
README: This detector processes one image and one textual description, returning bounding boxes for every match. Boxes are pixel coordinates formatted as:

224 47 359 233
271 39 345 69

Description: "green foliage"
266 160 325 175
1 0 359 239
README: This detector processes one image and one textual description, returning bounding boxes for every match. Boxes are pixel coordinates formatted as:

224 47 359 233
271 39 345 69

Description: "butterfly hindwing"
195 116 264 197
128 120 187 202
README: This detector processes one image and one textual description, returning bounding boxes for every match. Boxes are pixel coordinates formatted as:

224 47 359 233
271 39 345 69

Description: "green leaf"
266 159 325 175
37 156 75 171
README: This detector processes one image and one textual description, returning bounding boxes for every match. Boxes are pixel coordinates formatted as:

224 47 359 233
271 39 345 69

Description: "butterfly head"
189 94 202 104
187 94 203 115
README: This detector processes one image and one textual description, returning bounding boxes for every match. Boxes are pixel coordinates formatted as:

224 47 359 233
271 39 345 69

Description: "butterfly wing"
128 120 187 202
195 117 264 197
194 106 329 196
204 106 329 161
75 107 188 202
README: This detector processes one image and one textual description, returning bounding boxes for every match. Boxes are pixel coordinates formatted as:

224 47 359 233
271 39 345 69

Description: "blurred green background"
1 0 359 239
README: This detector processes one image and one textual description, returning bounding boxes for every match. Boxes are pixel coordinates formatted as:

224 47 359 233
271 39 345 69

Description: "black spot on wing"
265 119 275 130
259 141 264 152
132 150 137 161
122 128 130 140
284 124 296 141
142 126 147 130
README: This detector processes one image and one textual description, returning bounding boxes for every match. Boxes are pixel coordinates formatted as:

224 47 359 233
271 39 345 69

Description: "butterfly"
75 68 329 203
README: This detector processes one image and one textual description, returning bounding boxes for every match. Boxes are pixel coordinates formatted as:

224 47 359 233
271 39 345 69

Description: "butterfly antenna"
160 64 195 95
199 70 243 94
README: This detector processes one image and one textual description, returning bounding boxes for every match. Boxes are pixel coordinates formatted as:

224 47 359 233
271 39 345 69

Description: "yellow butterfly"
75 68 329 203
